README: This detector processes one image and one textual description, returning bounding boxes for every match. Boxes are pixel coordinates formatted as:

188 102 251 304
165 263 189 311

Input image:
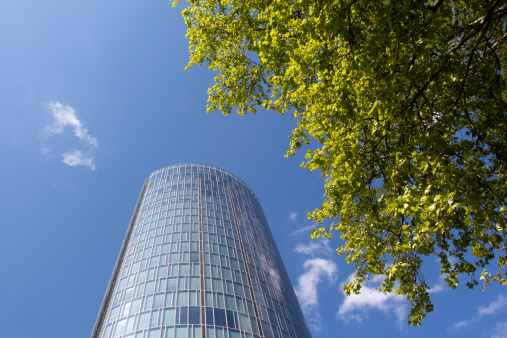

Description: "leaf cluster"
172 0 507 325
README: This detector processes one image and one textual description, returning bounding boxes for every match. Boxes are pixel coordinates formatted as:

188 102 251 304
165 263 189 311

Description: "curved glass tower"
92 164 311 338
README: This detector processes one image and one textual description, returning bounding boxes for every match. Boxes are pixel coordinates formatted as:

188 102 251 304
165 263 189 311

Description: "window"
163 308 175 325
137 312 150 330
153 294 164 308
177 291 189 306
113 318 126 337
214 308 226 327
189 306 200 324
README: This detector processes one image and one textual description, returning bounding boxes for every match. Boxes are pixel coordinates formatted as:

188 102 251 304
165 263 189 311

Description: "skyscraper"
92 164 312 338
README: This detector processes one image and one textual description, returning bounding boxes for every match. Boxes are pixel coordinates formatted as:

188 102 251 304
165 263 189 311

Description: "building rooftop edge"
148 163 256 199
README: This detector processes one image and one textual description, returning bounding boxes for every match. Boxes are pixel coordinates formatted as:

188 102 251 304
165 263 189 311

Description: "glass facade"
92 164 311 338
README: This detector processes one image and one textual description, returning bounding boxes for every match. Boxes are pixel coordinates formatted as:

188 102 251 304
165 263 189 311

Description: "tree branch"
425 0 445 14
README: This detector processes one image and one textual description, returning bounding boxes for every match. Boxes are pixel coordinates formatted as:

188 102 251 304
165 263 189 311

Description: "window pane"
145 281 155 294
179 264 189 275
205 292 213 307
137 312 150 330
175 326 188 338
229 329 241 338
226 310 236 329
189 306 200 324
177 291 189 306
189 277 200 290
189 291 197 306
239 314 251 332
215 327 224 338
214 308 226 327
167 278 177 290
225 295 235 312
107 306 119 323
165 327 174 338
165 293 174 307
206 307 214 325
190 252 199 262
150 310 159 327
179 307 188 324
250 316 259 335
131 298 141 314
158 266 168 278
122 302 131 317
193 326 201 338
113 318 126 336
178 277 187 289
148 328 161 338
126 315 135 333
153 294 164 308
212 279 223 292
163 308 175 325
234 283 244 297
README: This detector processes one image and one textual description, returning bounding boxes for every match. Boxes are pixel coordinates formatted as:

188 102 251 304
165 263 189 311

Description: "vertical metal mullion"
198 178 206 338
227 185 264 338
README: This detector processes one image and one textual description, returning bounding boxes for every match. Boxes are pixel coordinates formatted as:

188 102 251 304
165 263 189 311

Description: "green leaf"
172 0 507 326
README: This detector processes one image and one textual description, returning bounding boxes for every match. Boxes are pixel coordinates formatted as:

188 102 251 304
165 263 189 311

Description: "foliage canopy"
172 0 507 325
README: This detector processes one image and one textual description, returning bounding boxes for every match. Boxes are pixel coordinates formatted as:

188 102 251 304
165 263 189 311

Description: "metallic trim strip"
199 178 206 338
227 185 265 338
91 178 149 338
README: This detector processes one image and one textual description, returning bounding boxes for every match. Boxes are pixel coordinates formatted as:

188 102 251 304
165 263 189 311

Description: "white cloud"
46 101 98 147
62 150 96 170
428 274 446 294
492 322 507 338
294 258 338 332
44 100 99 170
287 211 298 221
337 274 408 330
291 224 315 236
293 240 334 258
449 294 507 331
478 294 507 316
296 258 338 308
449 320 470 331
293 224 339 332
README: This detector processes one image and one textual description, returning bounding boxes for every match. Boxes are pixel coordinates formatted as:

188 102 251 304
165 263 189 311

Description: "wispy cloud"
449 294 507 332
428 274 446 294
44 101 99 170
292 221 338 331
293 221 339 332
449 320 470 331
492 322 507 338
293 239 334 258
62 150 96 170
287 211 298 221
291 224 316 236
337 274 408 330
478 294 507 316
296 258 338 308
295 258 338 332
46 101 98 147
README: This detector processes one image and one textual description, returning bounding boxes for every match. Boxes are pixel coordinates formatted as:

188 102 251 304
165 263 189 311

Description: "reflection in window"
163 308 175 325
189 307 200 324
214 308 226 327
98 165 311 338
175 326 188 338
113 318 126 336
137 312 150 330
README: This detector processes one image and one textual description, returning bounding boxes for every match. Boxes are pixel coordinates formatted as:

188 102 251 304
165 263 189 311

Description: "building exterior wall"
92 164 311 338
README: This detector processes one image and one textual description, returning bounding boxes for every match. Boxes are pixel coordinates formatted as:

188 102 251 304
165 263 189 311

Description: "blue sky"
1 1 506 337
